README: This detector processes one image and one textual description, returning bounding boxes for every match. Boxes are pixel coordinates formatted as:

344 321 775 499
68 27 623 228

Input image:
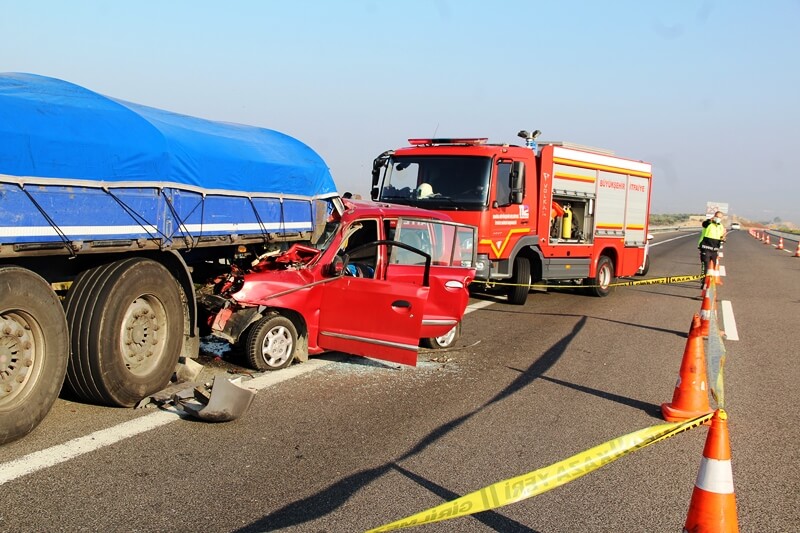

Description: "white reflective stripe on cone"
695 457 735 494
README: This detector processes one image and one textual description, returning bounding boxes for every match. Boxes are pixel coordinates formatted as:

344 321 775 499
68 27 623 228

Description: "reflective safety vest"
698 220 725 249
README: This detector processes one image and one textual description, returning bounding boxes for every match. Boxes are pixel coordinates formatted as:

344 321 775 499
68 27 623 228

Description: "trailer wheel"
245 313 298 371
589 255 615 297
0 267 69 444
64 258 183 406
507 256 531 305
422 323 461 349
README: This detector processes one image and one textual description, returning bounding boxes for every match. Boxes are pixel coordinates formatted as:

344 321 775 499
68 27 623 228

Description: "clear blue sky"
2 0 799 223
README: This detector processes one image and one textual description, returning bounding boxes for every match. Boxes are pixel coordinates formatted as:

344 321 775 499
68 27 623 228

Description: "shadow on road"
534 374 662 419
234 318 587 532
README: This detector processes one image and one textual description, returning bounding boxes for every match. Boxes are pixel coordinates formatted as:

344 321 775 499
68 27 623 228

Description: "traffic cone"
765 235 770 245
683 409 739 532
777 237 784 250
662 315 712 422
698 275 716 337
794 241 800 257
713 259 723 286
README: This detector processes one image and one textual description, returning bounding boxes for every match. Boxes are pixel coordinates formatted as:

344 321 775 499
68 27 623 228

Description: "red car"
200 199 477 370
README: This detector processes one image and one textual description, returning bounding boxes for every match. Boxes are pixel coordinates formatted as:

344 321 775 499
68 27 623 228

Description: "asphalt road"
1 228 798 532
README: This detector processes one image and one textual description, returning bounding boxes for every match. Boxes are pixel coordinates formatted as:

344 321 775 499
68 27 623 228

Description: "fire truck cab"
371 132 652 305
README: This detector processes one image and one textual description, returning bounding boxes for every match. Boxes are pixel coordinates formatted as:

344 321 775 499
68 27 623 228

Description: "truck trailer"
371 131 653 305
0 73 476 444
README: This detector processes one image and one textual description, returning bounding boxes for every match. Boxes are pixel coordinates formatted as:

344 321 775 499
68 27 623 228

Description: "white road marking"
0 358 334 486
1 300 499 485
720 300 739 341
649 232 698 246
465 300 495 313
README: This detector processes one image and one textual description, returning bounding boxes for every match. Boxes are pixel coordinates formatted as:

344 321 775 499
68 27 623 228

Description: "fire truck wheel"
245 313 298 371
507 256 531 305
0 267 69 445
64 258 183 407
589 255 615 297
422 323 461 349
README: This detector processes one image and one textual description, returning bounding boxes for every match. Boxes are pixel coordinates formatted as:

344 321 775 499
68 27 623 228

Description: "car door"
317 243 430 366
386 218 477 338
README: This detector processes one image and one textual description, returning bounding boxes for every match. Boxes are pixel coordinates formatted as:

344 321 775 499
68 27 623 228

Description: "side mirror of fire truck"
510 161 525 204
371 150 393 201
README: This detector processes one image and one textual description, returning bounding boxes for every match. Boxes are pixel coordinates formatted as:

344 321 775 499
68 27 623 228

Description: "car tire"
245 313 298 371
422 323 461 349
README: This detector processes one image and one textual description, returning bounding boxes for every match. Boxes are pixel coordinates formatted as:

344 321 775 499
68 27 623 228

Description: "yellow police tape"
365 411 713 532
474 274 702 290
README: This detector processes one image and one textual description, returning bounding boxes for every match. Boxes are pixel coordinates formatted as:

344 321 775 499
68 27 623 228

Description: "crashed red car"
199 199 477 371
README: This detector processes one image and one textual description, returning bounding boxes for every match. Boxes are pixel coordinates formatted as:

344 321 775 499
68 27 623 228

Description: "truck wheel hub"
0 314 36 402
121 297 166 375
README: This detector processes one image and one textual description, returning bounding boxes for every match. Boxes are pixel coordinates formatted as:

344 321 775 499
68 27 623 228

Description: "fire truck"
371 131 653 305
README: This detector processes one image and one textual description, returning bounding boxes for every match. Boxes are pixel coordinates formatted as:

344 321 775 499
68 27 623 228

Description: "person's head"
713 211 723 223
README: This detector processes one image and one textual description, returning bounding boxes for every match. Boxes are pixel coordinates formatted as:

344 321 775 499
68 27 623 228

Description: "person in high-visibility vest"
698 210 727 278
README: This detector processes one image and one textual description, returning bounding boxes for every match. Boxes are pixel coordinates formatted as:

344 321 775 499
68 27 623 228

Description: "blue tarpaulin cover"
0 73 336 198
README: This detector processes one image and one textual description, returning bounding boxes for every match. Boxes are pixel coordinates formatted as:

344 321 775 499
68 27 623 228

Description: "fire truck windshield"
378 156 491 209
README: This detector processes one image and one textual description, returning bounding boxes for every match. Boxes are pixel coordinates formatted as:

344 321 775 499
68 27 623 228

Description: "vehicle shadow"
232 318 590 532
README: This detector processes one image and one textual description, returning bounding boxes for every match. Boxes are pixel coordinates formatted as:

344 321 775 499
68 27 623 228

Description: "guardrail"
649 226 700 233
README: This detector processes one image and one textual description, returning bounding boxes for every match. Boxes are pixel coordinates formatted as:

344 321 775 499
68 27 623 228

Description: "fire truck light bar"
408 138 488 146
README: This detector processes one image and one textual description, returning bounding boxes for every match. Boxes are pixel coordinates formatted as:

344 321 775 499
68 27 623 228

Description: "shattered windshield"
378 156 491 208
312 219 340 250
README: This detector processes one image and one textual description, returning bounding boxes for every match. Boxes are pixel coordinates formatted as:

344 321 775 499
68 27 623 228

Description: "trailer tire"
245 313 298 371
0 267 69 444
64 258 183 407
589 255 615 297
507 256 531 305
422 323 461 349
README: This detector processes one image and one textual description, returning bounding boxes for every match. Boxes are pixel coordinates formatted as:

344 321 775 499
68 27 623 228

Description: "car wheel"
422 323 461 349
245 313 298 371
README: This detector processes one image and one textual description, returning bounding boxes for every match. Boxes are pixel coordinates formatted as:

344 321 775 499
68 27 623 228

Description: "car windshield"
378 156 491 208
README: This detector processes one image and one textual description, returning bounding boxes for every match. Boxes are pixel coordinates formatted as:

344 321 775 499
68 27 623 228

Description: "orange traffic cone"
777 237 784 250
662 315 712 422
683 409 739 532
794 241 800 257
765 235 770 245
713 259 723 286
698 275 716 337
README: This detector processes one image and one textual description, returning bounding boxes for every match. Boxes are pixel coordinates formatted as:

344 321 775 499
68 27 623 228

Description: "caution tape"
365 411 713 532
473 274 702 290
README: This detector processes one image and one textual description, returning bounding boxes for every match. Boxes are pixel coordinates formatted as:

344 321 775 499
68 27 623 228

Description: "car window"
390 218 476 268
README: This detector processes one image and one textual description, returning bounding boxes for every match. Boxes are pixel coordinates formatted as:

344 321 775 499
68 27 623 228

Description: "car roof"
342 199 454 222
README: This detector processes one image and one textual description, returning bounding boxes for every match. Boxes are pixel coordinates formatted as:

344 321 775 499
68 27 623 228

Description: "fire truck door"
318 276 429 366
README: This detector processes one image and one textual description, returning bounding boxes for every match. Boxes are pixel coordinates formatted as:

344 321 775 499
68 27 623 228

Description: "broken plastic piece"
175 376 255 422
175 356 204 382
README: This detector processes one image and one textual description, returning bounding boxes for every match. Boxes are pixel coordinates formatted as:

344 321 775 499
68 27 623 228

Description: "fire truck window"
495 162 512 206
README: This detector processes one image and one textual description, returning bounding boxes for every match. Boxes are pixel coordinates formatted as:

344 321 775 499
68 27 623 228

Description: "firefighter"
698 211 726 278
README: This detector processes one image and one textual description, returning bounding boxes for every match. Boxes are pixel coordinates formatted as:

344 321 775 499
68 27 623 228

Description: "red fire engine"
371 131 653 305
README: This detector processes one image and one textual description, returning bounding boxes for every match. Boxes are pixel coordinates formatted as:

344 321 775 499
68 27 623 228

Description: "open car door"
317 242 431 366
386 218 477 338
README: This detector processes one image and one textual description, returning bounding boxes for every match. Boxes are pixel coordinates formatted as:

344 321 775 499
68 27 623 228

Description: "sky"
2 0 799 223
